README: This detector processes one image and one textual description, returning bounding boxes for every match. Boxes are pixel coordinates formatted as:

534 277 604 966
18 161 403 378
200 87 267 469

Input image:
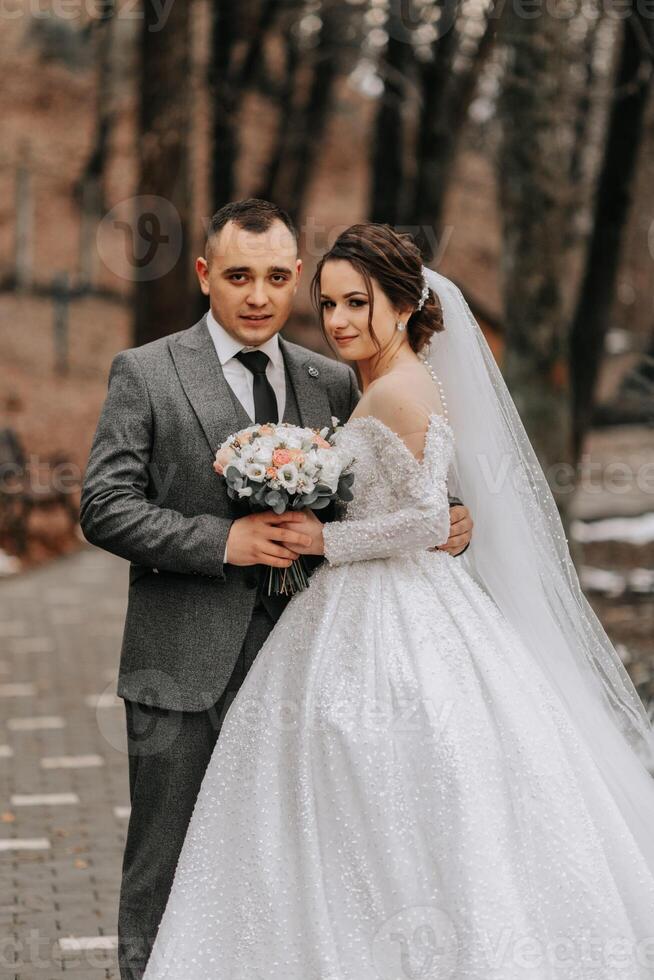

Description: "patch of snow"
604 327 632 355
0 550 21 576
571 513 654 546
581 565 654 597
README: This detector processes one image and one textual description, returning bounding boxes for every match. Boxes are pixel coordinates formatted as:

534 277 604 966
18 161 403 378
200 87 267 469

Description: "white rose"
319 456 341 492
228 457 248 476
253 445 273 467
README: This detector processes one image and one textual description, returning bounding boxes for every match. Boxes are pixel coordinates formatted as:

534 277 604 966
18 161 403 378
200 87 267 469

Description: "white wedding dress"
142 385 654 980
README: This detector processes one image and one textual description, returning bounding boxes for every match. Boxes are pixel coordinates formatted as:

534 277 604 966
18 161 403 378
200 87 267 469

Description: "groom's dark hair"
206 199 298 260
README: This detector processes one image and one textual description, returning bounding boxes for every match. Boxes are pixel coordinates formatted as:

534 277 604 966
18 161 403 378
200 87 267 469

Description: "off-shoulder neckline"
342 412 453 470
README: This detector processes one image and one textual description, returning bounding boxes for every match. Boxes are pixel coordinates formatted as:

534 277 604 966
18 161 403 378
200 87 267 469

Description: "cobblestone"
0 546 128 979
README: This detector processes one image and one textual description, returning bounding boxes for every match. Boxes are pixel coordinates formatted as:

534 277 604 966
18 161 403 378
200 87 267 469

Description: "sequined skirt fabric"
143 548 654 980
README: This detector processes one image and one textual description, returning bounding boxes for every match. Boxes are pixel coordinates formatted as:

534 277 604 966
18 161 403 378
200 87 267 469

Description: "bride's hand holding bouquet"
214 419 354 595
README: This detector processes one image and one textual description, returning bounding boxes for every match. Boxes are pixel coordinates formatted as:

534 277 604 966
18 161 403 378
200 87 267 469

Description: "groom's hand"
226 512 312 567
433 504 473 556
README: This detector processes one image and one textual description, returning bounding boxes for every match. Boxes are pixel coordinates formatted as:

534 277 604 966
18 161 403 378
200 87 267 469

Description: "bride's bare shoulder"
354 366 445 423
350 367 445 460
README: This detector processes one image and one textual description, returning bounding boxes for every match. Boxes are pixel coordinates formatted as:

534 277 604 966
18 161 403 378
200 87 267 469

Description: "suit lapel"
279 336 332 431
169 315 241 455
169 319 333 453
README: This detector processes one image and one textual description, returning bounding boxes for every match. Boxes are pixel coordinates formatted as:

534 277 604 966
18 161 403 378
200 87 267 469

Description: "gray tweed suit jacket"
80 314 360 712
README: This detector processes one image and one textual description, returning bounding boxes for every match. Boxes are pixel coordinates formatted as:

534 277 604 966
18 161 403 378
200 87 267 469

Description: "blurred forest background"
0 0 653 701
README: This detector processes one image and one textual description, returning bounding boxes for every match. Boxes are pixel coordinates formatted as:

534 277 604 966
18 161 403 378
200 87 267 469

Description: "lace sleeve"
322 372 451 566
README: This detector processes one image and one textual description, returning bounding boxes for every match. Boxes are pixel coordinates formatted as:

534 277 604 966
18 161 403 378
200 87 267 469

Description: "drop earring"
396 320 406 332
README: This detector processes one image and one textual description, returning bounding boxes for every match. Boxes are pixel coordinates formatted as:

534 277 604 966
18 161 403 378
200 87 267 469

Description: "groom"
80 198 473 979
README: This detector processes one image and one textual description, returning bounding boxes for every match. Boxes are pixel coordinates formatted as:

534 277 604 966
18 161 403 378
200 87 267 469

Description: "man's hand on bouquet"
225 511 313 568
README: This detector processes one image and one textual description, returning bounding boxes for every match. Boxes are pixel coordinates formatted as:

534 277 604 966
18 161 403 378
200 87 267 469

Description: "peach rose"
286 448 305 464
213 445 236 475
266 466 278 479
259 425 275 436
272 449 293 466
314 435 331 449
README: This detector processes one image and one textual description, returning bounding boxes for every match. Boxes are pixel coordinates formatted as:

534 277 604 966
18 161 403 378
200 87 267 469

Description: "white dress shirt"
206 308 287 566
206 308 286 423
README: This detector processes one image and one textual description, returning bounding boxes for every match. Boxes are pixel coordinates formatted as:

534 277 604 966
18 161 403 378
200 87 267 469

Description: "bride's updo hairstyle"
311 223 444 355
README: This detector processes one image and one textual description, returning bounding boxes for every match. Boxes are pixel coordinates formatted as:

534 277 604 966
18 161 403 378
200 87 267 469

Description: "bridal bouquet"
213 419 354 595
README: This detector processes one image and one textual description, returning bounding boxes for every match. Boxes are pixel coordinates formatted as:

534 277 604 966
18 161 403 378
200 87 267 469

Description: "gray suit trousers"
117 603 275 980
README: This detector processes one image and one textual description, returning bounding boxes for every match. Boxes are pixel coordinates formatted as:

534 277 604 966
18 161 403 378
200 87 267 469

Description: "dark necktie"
234 350 279 425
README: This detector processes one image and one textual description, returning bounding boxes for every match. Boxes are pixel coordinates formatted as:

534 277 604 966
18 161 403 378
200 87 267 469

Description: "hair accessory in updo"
416 277 430 313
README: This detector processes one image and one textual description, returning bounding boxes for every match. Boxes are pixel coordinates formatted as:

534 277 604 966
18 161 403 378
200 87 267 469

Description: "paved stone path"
0 546 128 979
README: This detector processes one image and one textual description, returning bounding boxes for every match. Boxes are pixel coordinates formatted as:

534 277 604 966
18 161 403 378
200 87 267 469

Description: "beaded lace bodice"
322 412 454 566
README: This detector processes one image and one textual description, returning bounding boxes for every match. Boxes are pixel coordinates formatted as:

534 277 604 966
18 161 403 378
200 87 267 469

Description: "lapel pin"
308 365 320 378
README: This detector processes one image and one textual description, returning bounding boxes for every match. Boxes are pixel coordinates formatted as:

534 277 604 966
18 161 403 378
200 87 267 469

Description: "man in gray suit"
80 199 473 979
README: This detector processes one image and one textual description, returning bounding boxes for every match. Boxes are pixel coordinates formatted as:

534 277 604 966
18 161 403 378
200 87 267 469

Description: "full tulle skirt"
143 550 654 980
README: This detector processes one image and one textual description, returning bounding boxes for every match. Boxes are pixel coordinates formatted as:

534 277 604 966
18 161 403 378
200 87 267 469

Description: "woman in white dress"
142 224 654 980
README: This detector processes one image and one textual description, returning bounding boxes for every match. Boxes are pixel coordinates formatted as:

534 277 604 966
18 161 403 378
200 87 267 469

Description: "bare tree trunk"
496 6 576 501
568 14 603 191
369 0 414 225
134 0 192 346
75 0 115 210
209 0 240 211
14 142 33 293
570 16 653 459
267 0 342 225
235 0 279 94
407 26 458 246
72 0 115 291
255 14 303 202
409 0 499 257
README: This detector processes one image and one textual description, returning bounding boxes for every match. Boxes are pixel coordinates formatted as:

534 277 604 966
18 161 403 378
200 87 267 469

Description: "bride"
142 224 654 980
